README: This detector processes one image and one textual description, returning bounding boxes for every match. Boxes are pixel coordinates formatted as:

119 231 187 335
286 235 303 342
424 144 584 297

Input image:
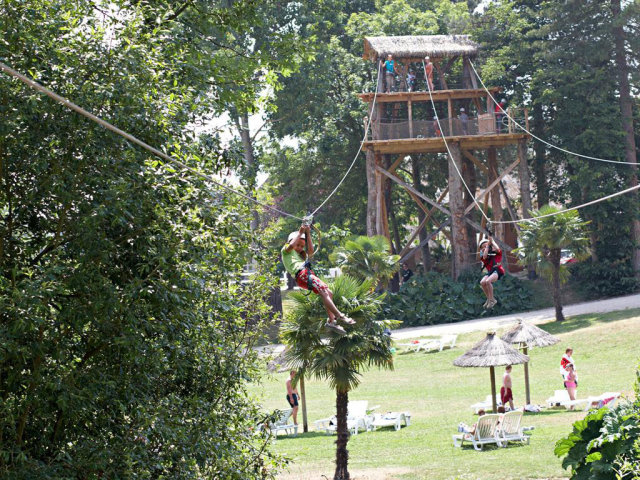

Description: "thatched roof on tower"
363 35 479 61
501 320 559 348
453 332 529 368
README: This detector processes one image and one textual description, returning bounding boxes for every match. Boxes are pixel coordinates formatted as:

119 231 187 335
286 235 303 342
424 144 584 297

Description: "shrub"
555 370 640 479
382 270 533 326
570 260 639 299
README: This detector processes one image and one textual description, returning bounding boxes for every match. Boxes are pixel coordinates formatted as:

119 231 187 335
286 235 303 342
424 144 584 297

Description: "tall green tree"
516 206 590 321
0 0 301 477
281 276 395 480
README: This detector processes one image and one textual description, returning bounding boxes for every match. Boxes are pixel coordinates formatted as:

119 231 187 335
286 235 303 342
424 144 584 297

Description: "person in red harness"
282 224 355 334
479 235 505 309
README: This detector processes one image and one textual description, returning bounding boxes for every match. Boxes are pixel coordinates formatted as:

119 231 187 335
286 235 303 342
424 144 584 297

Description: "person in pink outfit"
565 364 578 408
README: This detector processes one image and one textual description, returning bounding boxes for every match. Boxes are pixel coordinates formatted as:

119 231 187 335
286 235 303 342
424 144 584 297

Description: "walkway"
391 293 640 340
258 293 640 356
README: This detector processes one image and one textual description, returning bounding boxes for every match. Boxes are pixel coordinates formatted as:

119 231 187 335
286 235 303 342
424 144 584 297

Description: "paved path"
257 294 640 356
391 293 640 340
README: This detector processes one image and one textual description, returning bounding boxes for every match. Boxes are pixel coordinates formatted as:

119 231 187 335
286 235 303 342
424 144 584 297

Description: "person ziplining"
478 235 505 309
281 223 355 334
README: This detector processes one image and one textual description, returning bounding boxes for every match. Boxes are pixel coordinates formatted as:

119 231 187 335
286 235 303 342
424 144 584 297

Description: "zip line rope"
468 59 638 167
0 61 305 221
0 60 381 224
422 59 491 224
310 63 381 217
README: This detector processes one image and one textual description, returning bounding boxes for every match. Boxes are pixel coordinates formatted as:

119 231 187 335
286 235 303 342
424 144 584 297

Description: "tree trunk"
518 139 536 279
532 101 548 207
299 374 308 433
611 0 640 276
550 249 564 321
366 150 377 236
411 156 432 273
448 143 472 279
334 389 350 480
237 112 260 230
487 147 503 241
462 152 477 256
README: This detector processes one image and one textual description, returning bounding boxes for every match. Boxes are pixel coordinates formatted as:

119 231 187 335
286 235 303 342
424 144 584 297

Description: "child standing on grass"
479 235 505 309
282 224 355 334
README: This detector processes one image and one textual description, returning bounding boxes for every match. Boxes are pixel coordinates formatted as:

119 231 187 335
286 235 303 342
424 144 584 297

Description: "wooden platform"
363 133 530 154
358 87 502 104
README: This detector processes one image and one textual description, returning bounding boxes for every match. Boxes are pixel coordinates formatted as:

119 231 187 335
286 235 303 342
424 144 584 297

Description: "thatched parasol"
501 319 559 405
454 332 529 412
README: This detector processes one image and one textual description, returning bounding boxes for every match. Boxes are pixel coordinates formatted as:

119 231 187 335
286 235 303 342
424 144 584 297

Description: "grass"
250 308 640 480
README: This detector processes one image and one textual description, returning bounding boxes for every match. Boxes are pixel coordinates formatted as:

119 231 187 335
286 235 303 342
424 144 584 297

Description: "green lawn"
250 308 640 480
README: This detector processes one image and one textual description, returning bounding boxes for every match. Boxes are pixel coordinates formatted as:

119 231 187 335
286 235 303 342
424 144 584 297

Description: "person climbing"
282 224 355 333
479 235 505 308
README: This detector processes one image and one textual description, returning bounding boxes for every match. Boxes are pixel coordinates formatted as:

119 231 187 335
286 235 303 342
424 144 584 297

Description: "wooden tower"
361 35 533 279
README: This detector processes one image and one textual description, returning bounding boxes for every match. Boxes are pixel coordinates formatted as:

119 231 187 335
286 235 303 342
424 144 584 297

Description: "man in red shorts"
501 365 514 410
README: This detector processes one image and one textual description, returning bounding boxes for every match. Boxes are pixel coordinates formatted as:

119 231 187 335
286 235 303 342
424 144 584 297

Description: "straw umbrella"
501 319 559 405
454 332 529 413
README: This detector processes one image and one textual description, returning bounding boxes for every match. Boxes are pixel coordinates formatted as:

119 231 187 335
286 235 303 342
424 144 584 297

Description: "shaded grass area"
250 309 640 480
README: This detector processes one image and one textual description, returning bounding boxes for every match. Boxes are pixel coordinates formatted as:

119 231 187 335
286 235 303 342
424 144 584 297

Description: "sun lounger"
314 400 377 435
470 394 502 414
370 412 411 431
586 392 621 409
398 335 457 353
497 410 530 446
545 390 590 410
258 408 298 437
452 414 502 450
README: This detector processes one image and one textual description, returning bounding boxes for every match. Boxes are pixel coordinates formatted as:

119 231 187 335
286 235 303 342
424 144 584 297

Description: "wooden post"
448 142 471 278
366 149 377 236
447 98 454 136
408 100 413 138
523 346 531 406
518 139 535 278
487 147 503 240
300 373 309 432
375 153 384 236
490 366 497 413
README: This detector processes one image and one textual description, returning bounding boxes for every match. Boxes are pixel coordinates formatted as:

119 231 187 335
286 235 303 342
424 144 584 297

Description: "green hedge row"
382 270 533 326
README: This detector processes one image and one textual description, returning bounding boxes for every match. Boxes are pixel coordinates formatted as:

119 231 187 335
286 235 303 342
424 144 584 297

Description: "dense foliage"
382 270 533 326
555 370 640 479
0 0 302 477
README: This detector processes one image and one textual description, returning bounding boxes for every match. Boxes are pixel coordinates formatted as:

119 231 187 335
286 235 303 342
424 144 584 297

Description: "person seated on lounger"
459 409 486 435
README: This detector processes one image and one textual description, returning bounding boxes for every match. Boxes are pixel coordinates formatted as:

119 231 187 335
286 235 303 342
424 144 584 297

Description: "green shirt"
281 244 306 277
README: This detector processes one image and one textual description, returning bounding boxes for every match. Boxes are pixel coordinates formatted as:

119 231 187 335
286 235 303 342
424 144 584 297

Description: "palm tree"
281 275 396 480
516 206 590 321
330 235 400 289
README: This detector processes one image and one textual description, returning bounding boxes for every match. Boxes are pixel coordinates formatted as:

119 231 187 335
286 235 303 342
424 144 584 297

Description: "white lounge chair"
586 392 621 410
497 410 530 446
370 412 411 431
452 414 502 450
259 408 298 437
470 394 502 414
545 390 589 410
314 400 377 435
437 334 458 351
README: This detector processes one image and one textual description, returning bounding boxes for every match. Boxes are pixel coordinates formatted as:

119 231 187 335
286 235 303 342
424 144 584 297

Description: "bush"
555 371 640 479
569 260 639 299
382 270 533 326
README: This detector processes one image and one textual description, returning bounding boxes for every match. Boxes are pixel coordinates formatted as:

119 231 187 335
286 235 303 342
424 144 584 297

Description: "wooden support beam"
464 158 520 215
388 154 405 174
398 187 450 258
462 149 488 173
376 166 512 251
363 133 530 155
408 100 413 138
399 219 452 265
498 180 521 232
448 98 454 136
358 87 503 103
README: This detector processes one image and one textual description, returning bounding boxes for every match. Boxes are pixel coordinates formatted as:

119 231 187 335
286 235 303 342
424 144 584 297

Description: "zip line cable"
491 182 640 224
0 61 381 224
310 63 381 217
0 61 305 221
422 59 491 224
423 60 640 228
469 60 638 167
